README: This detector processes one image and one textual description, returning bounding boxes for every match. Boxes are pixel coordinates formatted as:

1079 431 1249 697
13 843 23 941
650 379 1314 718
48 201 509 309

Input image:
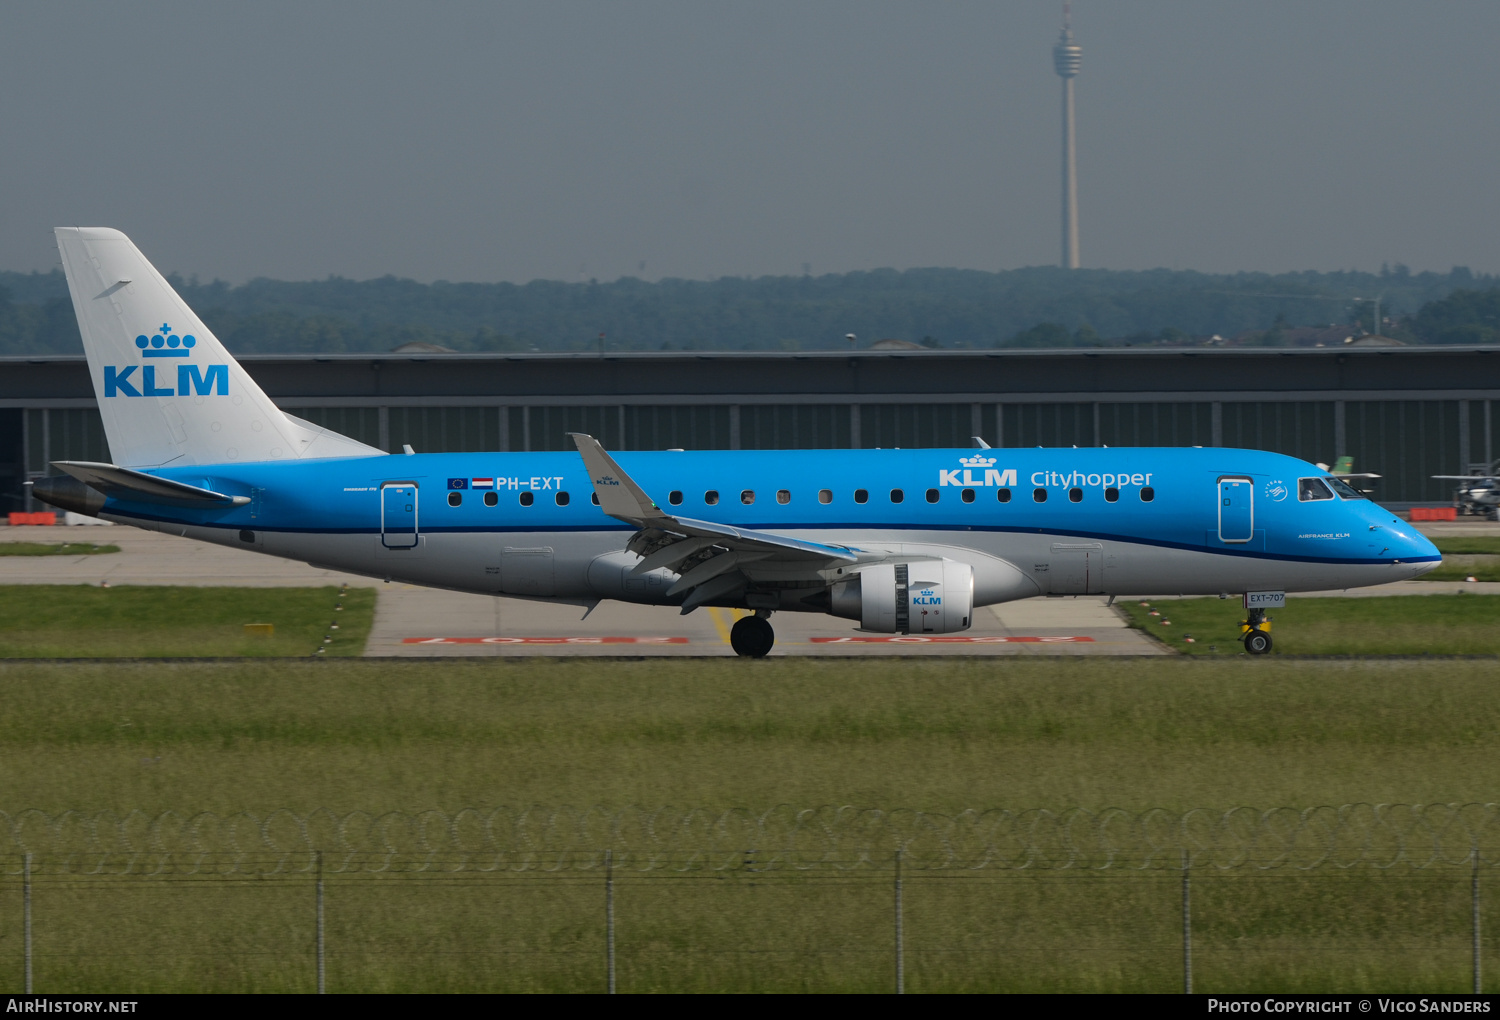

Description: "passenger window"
997 488 1012 503
777 489 791 504
890 489 904 504
484 491 498 507
961 488 975 503
1140 487 1155 502
818 489 832 504
854 489 869 504
1033 488 1047 503
1326 476 1365 500
705 490 719 505
1299 477 1334 501
741 490 755 505
448 491 462 507
519 491 534 507
555 491 569 506
1104 487 1119 503
1068 488 1083 503
669 490 683 506
925 488 940 503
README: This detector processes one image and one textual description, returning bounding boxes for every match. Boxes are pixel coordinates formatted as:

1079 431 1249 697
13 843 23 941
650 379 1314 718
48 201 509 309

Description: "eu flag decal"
447 478 468 490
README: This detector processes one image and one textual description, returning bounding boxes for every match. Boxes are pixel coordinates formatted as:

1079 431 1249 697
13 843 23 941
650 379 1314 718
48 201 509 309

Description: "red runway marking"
809 635 1095 644
403 636 690 645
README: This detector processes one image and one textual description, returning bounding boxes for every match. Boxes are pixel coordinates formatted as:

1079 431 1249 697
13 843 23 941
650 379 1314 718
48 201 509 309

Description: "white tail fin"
55 227 383 468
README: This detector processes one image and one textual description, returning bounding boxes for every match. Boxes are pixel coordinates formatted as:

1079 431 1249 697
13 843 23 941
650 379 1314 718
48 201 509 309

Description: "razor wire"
0 804 1496 877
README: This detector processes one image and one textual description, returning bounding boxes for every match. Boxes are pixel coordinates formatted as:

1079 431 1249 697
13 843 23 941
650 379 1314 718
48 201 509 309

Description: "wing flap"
664 515 859 562
569 433 861 612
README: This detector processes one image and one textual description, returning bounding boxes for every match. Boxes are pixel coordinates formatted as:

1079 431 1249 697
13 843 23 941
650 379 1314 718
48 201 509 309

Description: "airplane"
1432 464 1500 519
31 228 1441 657
1315 456 1380 495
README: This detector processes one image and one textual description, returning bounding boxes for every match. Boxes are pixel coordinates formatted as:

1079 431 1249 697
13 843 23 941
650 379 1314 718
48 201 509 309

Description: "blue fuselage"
91 446 1440 608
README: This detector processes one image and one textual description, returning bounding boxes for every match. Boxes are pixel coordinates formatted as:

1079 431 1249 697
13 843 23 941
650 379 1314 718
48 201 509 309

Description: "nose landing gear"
730 612 775 658
1241 607 1273 655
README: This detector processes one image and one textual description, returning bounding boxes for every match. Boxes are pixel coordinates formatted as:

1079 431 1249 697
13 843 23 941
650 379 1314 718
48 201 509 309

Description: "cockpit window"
1326 476 1365 500
1299 477 1334 501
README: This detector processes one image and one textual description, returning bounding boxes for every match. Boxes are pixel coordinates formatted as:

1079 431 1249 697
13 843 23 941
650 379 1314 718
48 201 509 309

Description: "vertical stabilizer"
55 227 382 468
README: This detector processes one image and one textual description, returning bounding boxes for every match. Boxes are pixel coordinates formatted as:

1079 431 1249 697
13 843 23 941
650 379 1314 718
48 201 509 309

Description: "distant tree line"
0 263 1494 356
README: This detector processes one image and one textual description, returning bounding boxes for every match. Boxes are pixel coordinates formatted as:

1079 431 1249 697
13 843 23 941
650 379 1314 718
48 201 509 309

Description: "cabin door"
381 482 419 549
1217 477 1253 543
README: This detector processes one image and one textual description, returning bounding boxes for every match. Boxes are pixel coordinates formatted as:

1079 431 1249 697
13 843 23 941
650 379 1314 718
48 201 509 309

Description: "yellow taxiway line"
706 606 749 645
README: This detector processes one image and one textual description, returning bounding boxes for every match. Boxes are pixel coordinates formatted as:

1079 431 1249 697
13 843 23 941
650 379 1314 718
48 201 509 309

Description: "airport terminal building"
2 345 1497 511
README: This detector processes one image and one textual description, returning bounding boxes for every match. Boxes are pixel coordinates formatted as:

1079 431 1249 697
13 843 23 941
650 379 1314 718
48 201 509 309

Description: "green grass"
1422 556 1500 581
0 657 1498 992
0 585 374 657
1119 593 1500 655
1422 538 1500 580
0 542 119 556
1431 537 1500 555
0 658 1496 815
8 869 1493 993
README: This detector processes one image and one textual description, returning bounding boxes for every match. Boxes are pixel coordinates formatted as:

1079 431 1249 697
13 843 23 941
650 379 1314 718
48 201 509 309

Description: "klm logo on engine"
103 324 228 398
938 455 1017 487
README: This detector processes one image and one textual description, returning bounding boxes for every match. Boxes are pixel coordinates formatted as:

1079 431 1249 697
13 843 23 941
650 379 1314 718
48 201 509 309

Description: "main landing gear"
730 612 775 658
1242 608 1273 655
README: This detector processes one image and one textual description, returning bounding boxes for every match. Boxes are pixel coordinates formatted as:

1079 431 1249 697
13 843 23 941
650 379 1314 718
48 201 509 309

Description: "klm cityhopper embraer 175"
33 228 1441 656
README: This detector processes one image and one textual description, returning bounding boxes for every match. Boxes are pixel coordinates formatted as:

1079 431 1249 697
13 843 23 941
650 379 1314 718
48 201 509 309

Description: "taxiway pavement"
0 520 1488 657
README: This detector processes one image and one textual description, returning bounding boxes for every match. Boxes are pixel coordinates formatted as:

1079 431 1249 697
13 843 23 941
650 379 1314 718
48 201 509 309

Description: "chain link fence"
2 805 1497 993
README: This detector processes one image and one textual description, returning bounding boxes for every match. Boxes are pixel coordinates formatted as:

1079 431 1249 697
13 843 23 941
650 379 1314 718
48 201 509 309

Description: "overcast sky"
2 1 1498 284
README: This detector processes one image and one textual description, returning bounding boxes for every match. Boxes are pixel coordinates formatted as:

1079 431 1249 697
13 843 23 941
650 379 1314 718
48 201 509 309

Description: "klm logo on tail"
104 324 228 398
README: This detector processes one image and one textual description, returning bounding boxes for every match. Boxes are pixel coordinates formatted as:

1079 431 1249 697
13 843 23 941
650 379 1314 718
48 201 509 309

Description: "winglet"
569 433 669 526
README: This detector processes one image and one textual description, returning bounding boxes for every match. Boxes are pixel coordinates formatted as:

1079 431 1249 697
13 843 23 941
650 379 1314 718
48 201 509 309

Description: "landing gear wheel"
1243 630 1272 655
730 616 775 658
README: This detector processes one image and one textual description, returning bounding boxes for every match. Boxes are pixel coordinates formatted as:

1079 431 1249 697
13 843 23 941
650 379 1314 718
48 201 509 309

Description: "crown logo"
135 324 198 358
959 455 996 468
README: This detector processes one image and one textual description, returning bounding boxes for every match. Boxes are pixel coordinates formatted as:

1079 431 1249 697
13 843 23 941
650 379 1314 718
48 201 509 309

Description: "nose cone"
1402 530 1442 577
1374 516 1441 577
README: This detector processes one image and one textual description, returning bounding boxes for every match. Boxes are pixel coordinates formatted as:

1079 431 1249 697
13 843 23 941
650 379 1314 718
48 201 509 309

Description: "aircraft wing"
1336 472 1382 479
1433 475 1496 481
569 433 858 612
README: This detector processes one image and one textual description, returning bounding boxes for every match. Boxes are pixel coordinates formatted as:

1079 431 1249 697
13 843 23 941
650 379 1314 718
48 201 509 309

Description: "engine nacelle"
828 559 974 634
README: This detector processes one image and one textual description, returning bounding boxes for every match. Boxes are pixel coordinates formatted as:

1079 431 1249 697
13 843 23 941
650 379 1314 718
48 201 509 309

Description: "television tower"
1053 3 1082 269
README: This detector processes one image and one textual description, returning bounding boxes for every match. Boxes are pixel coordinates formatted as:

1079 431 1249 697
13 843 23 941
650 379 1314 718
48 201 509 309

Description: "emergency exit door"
382 483 418 548
1217 477 1253 543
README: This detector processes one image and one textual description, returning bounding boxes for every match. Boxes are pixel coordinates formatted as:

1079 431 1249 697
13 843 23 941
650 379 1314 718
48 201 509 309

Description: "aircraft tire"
1243 630 1272 655
730 616 775 658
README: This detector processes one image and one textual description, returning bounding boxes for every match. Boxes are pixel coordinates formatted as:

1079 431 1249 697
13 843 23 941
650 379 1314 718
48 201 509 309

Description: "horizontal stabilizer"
51 461 250 507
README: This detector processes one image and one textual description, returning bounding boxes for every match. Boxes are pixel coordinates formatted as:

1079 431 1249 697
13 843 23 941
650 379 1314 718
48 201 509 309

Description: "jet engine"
828 559 973 634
